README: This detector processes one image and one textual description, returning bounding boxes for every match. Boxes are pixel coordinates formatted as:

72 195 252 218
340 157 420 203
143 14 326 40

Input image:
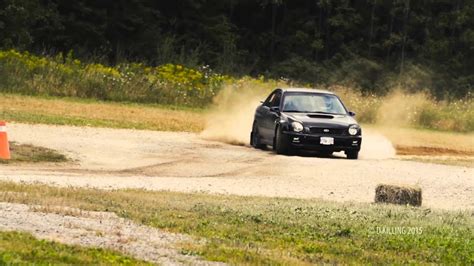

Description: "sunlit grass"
0 93 204 132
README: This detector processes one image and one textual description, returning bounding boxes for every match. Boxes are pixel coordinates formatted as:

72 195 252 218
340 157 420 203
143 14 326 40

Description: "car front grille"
309 127 345 135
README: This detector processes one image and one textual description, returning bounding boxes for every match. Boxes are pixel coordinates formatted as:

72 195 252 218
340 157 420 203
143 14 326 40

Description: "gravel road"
1 123 473 210
0 202 223 265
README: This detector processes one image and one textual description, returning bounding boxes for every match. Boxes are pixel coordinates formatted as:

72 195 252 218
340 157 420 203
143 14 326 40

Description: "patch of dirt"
396 145 474 156
398 155 474 168
0 202 223 266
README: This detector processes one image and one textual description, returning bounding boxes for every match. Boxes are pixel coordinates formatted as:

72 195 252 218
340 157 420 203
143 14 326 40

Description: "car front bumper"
283 131 362 152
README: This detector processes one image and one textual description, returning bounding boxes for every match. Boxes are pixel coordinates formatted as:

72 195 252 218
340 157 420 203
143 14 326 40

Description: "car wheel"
346 150 359 160
250 122 266 149
275 125 290 155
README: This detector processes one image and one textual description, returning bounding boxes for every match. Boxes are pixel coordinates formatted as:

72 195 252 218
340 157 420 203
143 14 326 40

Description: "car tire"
346 150 359 160
250 122 266 149
275 125 291 155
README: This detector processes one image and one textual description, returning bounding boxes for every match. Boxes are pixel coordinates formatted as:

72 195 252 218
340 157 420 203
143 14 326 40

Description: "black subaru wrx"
250 88 362 159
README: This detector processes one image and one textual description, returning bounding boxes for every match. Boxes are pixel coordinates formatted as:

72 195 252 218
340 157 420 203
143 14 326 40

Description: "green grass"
0 182 472 265
0 142 68 164
0 231 150 265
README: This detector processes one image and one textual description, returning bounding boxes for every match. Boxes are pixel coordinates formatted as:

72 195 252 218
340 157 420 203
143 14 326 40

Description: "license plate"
320 137 334 145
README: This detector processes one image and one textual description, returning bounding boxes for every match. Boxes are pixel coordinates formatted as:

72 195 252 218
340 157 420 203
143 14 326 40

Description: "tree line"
1 0 473 97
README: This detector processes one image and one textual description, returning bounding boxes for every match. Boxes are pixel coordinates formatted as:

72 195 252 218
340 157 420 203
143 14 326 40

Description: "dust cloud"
202 83 401 159
359 131 396 159
377 89 431 127
200 82 270 146
357 89 433 159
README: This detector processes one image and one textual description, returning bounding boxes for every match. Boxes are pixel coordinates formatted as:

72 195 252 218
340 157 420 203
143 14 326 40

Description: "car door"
261 90 282 142
255 91 275 142
255 91 276 143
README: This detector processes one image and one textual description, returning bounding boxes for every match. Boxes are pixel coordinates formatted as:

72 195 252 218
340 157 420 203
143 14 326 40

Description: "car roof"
278 87 335 95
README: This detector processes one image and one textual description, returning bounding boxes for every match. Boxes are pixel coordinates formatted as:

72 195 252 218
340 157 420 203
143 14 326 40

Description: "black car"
250 88 362 159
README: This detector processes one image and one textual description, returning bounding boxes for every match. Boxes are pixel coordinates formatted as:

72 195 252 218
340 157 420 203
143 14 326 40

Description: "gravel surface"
0 202 223 266
1 123 473 210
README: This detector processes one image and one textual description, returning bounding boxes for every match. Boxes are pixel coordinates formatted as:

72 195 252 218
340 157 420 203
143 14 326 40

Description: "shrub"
0 50 227 107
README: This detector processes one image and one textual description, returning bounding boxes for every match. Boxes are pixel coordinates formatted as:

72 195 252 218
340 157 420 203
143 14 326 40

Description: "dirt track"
1 123 473 210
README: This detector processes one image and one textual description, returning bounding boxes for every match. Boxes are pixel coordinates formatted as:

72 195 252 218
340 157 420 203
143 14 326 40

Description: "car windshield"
282 93 347 114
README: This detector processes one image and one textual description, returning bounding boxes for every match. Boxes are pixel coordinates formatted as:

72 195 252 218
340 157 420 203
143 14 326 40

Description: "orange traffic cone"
0 121 11 160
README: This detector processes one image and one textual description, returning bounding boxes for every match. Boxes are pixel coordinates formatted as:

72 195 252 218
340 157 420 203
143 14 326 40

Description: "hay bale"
375 184 422 206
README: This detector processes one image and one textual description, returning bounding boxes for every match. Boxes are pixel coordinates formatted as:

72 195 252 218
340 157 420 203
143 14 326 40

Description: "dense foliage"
1 0 473 97
0 50 226 106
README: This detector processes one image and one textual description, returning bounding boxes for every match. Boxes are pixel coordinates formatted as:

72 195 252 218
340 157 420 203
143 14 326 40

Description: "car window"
272 92 281 107
282 93 346 114
263 92 276 107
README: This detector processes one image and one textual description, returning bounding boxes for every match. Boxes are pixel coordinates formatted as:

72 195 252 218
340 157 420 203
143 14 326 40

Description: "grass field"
0 182 472 265
0 142 68 164
0 93 204 132
0 231 149 265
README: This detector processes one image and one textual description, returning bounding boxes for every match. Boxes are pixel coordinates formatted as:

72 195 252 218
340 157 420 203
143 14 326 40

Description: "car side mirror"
270 106 280 113
348 111 356 117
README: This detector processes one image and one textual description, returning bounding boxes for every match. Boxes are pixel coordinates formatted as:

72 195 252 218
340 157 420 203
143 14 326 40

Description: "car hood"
283 112 358 128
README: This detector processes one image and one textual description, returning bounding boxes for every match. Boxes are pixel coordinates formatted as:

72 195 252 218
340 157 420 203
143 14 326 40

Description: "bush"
0 50 227 107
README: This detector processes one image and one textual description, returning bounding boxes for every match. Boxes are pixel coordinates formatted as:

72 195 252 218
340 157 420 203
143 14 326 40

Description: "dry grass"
366 125 474 154
29 205 87 217
0 94 204 132
375 184 422 207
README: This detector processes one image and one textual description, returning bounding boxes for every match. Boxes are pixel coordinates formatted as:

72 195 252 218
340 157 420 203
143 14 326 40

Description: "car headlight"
348 125 359 135
291 122 304 132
